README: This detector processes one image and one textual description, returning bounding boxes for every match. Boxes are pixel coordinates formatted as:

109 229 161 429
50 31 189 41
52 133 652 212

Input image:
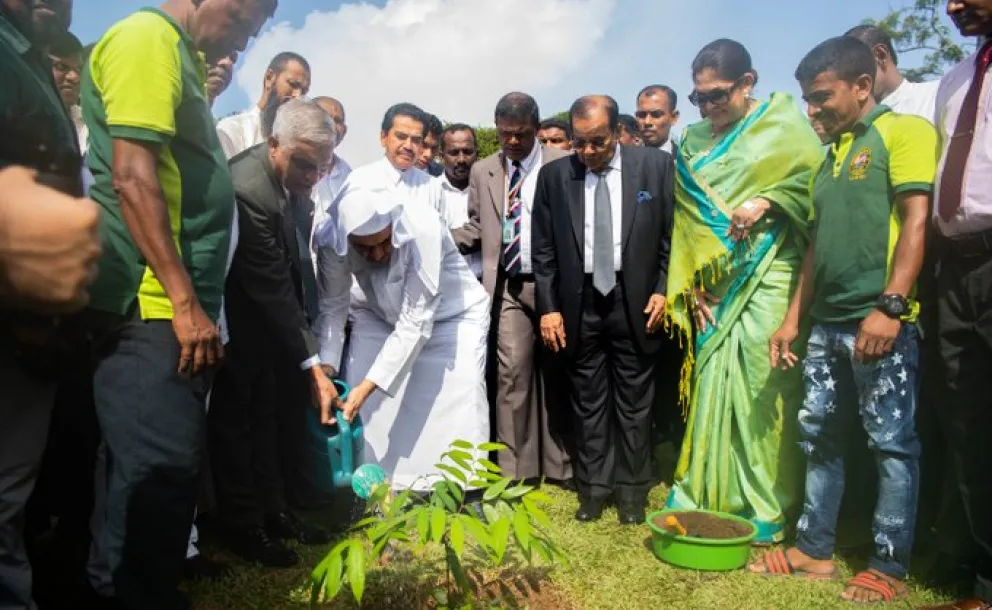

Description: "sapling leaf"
346 540 366 603
430 507 446 543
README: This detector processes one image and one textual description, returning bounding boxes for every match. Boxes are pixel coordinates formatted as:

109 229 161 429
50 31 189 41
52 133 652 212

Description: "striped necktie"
502 160 524 275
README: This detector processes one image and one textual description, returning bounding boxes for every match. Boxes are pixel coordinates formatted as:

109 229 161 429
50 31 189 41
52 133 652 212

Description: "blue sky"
70 0 954 164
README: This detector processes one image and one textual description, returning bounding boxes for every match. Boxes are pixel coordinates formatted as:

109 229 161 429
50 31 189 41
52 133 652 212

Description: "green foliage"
309 440 567 609
475 126 500 160
864 0 976 82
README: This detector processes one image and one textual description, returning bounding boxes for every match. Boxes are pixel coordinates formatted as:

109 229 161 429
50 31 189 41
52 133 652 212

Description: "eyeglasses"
688 79 743 107
571 136 611 150
49 58 80 77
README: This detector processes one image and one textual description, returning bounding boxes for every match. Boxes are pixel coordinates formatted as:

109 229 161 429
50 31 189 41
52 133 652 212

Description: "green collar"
851 103 890 135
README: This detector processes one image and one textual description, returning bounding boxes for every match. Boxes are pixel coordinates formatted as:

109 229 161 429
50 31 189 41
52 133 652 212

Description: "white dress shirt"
504 142 542 275
582 145 623 273
437 173 482 278
658 139 674 154
215 106 263 160
312 154 353 256
933 41 992 237
882 78 940 123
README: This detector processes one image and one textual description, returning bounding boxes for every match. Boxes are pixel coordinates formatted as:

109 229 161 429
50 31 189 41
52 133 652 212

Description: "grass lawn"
188 472 957 610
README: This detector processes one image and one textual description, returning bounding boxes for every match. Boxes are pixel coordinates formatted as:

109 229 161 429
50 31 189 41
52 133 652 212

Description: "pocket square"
637 191 652 204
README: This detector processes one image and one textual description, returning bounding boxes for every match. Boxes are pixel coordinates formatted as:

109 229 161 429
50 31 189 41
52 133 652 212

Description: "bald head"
314 96 348 148
569 95 619 132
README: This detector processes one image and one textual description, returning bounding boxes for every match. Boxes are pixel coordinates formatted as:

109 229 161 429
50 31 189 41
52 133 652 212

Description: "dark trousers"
936 238 992 600
209 342 307 529
90 313 209 610
0 346 56 610
24 355 100 605
566 280 655 504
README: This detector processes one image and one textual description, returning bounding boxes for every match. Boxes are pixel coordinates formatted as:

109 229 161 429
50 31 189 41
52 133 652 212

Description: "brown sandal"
842 568 909 604
748 548 841 580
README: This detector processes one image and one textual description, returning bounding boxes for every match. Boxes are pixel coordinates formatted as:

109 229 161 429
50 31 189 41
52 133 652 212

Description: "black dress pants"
935 234 992 600
566 279 654 504
209 339 309 529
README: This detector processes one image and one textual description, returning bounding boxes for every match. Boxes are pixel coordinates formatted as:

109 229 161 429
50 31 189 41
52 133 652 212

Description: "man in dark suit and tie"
209 99 339 567
532 95 674 524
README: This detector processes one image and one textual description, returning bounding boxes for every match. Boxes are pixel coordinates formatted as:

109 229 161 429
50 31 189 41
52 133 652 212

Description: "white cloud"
235 0 617 165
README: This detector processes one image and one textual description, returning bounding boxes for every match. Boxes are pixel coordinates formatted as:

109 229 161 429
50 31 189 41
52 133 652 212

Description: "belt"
937 227 992 259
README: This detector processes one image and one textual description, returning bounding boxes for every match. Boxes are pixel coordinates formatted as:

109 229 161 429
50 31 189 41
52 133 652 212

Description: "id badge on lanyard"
502 218 515 244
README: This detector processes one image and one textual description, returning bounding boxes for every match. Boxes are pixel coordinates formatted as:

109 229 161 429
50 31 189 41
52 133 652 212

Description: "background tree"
864 0 976 81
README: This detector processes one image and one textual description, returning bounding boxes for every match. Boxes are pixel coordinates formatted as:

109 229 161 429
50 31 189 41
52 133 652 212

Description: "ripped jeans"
794 322 921 579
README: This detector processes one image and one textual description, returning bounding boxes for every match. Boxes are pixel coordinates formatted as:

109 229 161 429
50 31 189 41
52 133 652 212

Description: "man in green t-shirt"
81 2 277 608
749 37 936 605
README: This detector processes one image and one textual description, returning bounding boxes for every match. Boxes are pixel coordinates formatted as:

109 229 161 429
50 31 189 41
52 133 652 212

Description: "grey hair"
271 98 337 149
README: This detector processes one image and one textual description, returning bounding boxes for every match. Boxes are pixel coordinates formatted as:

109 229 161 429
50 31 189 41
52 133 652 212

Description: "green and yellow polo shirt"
82 7 233 321
809 104 937 324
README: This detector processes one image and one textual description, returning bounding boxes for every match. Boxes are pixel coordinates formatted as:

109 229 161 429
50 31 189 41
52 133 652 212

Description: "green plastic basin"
646 509 756 571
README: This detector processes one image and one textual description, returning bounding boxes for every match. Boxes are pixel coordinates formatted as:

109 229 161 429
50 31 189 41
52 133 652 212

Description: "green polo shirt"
82 7 233 321
809 104 937 324
0 14 81 193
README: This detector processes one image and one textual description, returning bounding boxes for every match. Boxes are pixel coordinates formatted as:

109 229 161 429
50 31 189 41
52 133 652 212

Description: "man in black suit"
532 95 674 525
209 99 339 567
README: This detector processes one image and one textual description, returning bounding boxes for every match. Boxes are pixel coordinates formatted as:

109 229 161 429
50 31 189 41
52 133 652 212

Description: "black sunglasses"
688 79 743 107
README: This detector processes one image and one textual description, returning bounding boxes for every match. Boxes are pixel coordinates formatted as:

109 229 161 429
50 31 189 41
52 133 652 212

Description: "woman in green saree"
664 39 824 544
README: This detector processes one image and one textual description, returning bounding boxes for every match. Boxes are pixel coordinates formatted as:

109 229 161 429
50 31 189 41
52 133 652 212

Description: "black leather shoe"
265 511 332 546
618 502 646 525
575 498 604 522
183 553 232 581
225 524 299 567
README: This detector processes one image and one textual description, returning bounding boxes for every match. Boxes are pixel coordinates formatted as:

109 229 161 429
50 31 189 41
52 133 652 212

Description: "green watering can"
306 378 386 499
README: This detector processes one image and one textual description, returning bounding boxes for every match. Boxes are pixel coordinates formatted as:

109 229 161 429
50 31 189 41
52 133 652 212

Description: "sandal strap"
763 549 793 575
847 570 901 602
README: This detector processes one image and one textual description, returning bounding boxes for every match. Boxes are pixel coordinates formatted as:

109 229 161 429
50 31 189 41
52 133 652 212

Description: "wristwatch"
876 294 910 320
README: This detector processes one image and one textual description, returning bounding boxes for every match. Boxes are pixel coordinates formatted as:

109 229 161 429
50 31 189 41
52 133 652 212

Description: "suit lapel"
620 147 639 251
568 157 585 253
487 152 506 218
260 153 301 271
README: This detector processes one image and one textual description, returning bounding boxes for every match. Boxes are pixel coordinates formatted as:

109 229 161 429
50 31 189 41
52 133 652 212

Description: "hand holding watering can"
307 374 387 500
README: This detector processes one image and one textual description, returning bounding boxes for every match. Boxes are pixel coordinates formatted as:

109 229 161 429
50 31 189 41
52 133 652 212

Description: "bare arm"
112 138 196 310
784 236 816 328
111 138 221 373
883 192 928 298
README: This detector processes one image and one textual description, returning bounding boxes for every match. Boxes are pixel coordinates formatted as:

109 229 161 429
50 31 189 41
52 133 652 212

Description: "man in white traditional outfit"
314 104 490 490
436 123 481 279
215 51 311 158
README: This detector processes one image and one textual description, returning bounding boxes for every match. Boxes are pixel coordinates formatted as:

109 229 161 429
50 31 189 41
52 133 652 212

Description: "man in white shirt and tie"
215 52 311 158
921 5 992 609
460 93 572 485
846 25 940 122
438 124 481 278
635 85 680 155
532 95 674 525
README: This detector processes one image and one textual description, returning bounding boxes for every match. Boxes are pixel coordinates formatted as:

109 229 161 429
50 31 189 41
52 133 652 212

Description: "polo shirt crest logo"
849 147 872 181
